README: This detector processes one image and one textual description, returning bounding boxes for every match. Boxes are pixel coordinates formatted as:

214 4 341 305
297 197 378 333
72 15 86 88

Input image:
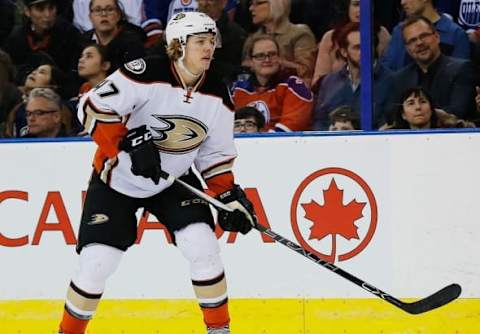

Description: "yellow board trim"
0 299 479 334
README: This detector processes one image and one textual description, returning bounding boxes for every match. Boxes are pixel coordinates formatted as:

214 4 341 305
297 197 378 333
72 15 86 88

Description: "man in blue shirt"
381 0 470 71
312 22 393 130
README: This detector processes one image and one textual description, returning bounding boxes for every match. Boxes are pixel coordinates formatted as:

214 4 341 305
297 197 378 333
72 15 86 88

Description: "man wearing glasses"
387 16 478 120
381 0 470 71
23 87 68 138
234 106 265 133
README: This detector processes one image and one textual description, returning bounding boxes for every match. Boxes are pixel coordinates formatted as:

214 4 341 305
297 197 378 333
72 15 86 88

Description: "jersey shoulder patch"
124 59 146 74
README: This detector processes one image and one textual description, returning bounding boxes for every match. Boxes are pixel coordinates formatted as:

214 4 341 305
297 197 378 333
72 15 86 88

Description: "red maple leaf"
301 179 366 241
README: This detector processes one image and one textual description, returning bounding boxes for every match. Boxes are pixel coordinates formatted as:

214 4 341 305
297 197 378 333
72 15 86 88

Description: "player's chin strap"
158 169 462 315
175 59 202 81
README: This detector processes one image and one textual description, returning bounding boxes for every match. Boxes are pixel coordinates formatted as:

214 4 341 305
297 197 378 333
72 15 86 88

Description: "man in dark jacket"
387 15 478 120
2 0 82 86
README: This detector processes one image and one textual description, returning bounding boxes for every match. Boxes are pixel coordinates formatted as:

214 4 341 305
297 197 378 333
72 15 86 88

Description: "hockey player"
58 12 256 334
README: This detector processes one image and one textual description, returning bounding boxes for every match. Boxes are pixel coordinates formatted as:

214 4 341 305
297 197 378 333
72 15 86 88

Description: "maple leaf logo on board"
290 168 378 263
302 179 366 242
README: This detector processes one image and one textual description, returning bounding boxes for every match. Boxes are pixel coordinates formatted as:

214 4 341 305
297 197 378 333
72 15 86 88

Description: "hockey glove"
119 125 162 184
216 185 257 234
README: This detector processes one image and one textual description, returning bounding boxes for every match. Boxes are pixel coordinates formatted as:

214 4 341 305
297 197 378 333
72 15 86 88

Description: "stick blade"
400 283 462 315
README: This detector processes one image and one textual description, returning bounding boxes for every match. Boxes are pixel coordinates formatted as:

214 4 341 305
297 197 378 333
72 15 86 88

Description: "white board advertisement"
0 133 478 300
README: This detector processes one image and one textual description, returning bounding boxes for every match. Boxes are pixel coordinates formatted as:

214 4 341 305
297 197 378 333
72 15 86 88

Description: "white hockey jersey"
78 56 237 198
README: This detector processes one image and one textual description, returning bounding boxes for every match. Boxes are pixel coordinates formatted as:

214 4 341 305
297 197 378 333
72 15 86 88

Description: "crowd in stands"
0 0 479 138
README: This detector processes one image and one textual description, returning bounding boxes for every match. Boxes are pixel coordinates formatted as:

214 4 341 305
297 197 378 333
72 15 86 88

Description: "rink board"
1 132 480 332
1 298 479 334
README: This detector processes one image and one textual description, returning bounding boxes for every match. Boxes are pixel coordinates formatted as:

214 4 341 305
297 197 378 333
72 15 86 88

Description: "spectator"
81 0 146 71
386 16 478 120
0 0 16 46
198 0 247 85
327 105 360 131
23 87 69 137
3 63 71 137
77 43 112 94
382 86 475 129
381 0 470 71
312 0 391 88
73 0 144 32
234 106 265 133
243 0 317 86
312 22 394 130
233 34 313 132
234 0 256 33
436 0 480 40
0 50 23 136
436 0 480 67
2 0 82 85
67 43 112 135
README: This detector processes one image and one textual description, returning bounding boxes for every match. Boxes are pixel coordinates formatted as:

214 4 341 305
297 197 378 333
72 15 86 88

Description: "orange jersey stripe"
205 172 234 196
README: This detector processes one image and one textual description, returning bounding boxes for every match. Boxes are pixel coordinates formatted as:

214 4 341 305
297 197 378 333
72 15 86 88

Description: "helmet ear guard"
165 12 217 47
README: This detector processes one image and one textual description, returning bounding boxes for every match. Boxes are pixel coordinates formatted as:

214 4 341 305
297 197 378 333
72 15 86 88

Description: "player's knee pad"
72 244 124 294
175 223 224 280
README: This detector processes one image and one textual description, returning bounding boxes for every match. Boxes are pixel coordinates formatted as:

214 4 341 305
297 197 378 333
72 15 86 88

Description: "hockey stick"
160 171 461 314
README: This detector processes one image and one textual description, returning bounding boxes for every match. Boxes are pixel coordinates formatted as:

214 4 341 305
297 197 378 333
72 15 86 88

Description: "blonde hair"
269 0 291 24
166 39 183 61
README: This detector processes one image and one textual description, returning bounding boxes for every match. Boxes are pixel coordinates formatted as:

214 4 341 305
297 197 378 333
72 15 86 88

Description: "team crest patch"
124 59 146 74
173 12 186 20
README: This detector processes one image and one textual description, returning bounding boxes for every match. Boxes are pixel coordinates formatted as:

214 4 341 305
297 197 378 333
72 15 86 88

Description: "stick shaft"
164 171 460 314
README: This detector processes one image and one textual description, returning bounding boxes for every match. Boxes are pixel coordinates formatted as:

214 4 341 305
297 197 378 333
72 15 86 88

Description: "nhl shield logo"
124 59 146 74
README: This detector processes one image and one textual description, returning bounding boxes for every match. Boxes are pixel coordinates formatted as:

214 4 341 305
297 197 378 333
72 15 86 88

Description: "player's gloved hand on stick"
216 185 257 234
119 125 162 184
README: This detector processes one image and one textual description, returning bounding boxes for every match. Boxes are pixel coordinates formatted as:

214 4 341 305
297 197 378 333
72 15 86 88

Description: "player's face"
401 0 427 17
403 21 440 66
348 0 360 22
25 65 52 88
251 39 280 78
78 46 109 79
184 33 216 74
25 97 61 136
249 0 271 25
89 0 121 33
401 92 433 128
24 2 57 34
